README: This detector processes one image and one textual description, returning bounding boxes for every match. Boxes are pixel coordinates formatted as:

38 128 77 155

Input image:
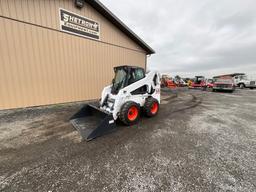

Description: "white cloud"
101 0 256 78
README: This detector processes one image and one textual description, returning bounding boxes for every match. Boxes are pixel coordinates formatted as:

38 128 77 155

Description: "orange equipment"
161 75 177 88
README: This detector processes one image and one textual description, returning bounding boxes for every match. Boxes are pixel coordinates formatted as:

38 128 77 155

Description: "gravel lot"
0 88 256 192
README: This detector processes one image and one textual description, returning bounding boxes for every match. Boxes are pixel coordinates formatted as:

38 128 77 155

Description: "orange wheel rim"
128 106 138 121
151 102 158 114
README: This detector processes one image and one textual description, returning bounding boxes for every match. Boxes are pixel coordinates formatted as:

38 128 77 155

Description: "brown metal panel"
17 0 27 22
0 9 146 109
0 0 146 53
52 30 62 101
3 19 20 108
22 0 30 23
27 0 35 24
12 20 25 107
49 0 57 33
15 22 28 107
0 18 8 109
0 18 10 109
23 24 34 105
1 0 12 18
30 24 41 104
33 0 42 27
0 1 3 16
40 0 49 27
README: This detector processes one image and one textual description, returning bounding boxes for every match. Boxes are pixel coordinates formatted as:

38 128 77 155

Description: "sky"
101 0 256 78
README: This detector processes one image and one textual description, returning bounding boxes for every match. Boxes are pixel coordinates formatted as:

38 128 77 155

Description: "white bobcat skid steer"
70 65 160 141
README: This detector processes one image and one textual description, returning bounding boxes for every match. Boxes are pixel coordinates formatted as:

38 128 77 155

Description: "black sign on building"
59 8 100 40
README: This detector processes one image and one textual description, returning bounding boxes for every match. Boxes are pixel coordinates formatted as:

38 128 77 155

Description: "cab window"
128 68 145 85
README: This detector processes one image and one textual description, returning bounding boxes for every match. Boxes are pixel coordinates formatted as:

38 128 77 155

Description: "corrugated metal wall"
0 0 147 109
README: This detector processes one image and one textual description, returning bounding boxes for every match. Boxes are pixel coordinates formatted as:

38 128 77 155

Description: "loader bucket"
70 104 116 141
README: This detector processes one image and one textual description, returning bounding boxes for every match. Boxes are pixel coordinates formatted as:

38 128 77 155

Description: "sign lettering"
59 8 100 40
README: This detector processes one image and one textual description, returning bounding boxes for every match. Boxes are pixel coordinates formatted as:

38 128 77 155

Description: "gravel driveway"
0 88 256 192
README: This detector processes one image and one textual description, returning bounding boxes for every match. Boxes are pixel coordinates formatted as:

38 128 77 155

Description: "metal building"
0 0 154 110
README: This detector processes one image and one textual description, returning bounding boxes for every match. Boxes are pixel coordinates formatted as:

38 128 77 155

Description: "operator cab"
111 65 145 94
194 76 205 84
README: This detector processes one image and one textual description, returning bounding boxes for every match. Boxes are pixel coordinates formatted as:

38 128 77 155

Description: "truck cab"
234 75 256 89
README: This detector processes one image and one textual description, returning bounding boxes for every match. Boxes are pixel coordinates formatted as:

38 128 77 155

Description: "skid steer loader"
70 65 160 141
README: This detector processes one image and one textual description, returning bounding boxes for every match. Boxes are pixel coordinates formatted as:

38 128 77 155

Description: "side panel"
0 17 146 109
0 0 145 52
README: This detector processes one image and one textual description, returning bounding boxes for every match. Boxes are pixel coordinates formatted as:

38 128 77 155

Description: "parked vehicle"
161 75 176 88
187 79 193 87
191 76 206 88
234 75 256 89
174 78 187 87
212 78 235 92
70 65 161 141
206 79 214 88
202 79 214 91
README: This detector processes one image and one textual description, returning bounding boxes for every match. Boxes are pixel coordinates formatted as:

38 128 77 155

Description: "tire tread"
144 97 159 117
119 101 140 125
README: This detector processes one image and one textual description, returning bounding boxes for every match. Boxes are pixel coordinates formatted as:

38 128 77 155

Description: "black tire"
119 101 140 125
239 83 245 89
144 97 159 117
